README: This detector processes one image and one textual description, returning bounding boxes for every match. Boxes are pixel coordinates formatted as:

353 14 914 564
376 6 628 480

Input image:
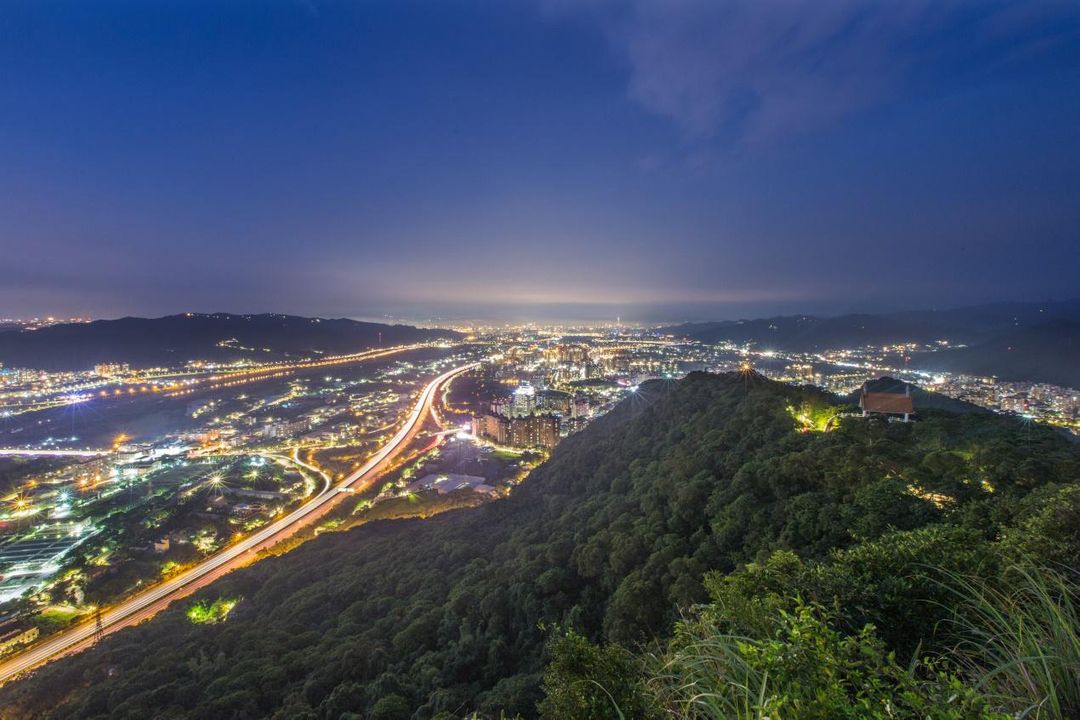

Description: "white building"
511 383 536 417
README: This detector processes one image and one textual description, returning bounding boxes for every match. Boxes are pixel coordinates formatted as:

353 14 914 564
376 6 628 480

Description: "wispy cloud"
544 0 1080 144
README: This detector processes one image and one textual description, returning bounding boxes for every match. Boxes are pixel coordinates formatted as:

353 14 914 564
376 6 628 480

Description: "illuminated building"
509 413 559 449
260 418 311 439
473 411 559 449
473 413 510 445
93 363 130 378
859 378 914 422
490 397 511 416
510 383 536 417
556 344 590 364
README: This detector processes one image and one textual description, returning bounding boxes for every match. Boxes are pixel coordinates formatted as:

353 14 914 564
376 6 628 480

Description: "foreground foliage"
942 566 1080 718
649 602 1004 720
542 496 1080 720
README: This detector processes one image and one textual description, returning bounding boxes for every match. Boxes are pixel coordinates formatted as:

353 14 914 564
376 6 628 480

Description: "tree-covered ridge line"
0 372 1076 719
0 313 461 371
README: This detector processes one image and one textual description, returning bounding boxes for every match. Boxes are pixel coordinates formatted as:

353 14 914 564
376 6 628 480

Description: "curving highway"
0 449 111 457
0 362 478 685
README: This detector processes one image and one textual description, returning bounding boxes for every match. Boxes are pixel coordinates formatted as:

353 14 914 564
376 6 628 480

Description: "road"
0 361 477 685
0 449 111 457
0 343 435 419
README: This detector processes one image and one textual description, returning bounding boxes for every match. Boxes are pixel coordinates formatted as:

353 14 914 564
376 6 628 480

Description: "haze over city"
3 0 1079 321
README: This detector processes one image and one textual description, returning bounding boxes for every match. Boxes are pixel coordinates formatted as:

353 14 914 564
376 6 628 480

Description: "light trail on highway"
0 342 445 417
0 361 478 685
0 449 111 457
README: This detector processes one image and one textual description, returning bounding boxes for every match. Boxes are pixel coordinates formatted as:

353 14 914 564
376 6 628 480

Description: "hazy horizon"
3 1 1079 320
8 294 1080 330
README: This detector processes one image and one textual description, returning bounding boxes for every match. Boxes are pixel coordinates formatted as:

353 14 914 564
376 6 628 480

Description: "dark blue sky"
2 0 1079 323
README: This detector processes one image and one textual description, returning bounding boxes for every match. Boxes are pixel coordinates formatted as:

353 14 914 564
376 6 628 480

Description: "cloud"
545 0 1080 144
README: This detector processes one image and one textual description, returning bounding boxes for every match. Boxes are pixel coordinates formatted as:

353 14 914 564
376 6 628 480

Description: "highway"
0 449 111 457
0 342 437 418
0 361 478 685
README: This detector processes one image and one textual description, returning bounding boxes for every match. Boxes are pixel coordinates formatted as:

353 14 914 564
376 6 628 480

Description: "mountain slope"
910 320 1080 388
0 373 1076 719
0 313 461 371
663 299 1080 351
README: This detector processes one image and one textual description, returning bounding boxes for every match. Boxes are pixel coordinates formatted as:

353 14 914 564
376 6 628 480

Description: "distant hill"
845 376 989 414
664 313 941 350
662 300 1080 387
910 320 1080 389
0 313 462 371
662 299 1080 351
884 300 1080 334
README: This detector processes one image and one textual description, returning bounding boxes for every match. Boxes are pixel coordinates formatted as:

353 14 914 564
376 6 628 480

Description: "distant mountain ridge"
665 313 939 349
0 313 462 371
663 300 1080 388
662 299 1080 349
909 320 1080 389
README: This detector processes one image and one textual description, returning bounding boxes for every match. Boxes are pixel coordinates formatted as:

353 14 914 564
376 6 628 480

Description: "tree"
539 631 658 720
370 694 410 720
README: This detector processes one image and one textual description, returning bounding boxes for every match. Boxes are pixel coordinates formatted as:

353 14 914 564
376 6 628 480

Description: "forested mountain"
0 314 461 371
663 300 1080 388
663 299 1080 348
910 320 1080 388
1 373 1077 719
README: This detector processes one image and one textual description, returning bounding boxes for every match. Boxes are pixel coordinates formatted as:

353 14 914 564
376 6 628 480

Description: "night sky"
2 1 1079 323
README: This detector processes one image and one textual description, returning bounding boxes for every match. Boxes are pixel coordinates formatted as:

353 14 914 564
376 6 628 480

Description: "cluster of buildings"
0 316 90 332
93 363 131 378
473 411 560 450
259 418 312 440
928 375 1079 425
466 333 695 450
473 383 561 449
466 334 706 451
177 375 416 452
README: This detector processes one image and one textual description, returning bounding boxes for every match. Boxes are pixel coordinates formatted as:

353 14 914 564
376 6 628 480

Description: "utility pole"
93 606 104 644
